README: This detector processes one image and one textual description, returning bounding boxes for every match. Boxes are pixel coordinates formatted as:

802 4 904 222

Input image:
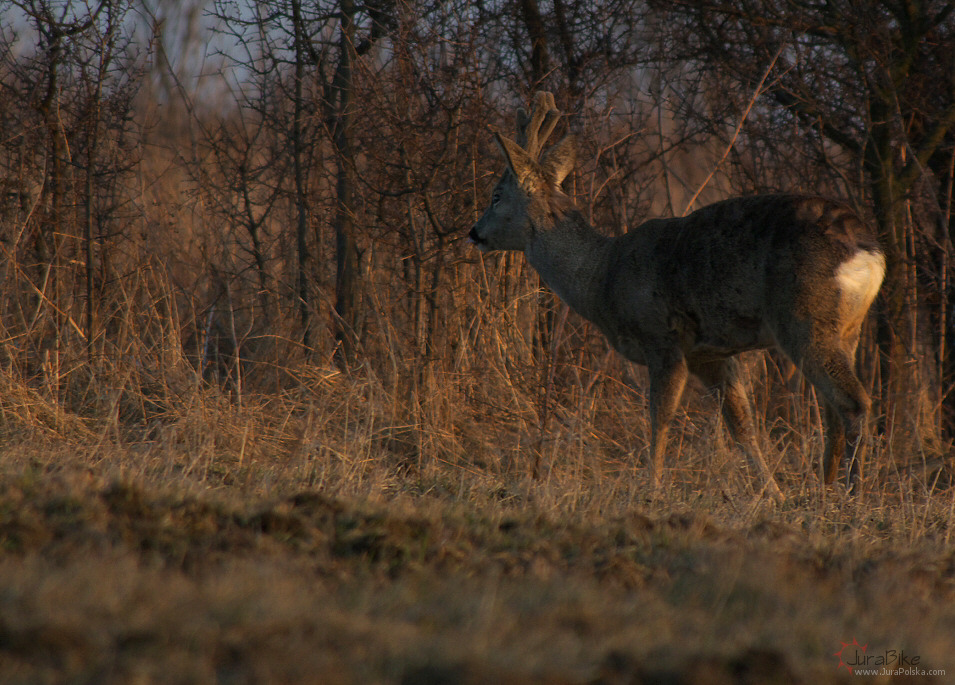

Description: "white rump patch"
836 249 885 313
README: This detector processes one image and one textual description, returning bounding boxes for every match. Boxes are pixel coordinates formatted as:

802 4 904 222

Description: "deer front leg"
647 352 689 492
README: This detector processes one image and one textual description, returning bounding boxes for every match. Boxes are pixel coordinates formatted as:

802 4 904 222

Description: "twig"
682 44 786 216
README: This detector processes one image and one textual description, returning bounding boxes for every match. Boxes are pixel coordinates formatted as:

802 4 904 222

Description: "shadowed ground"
0 454 952 684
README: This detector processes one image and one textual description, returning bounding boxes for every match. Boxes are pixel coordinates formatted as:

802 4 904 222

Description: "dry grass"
0 346 952 685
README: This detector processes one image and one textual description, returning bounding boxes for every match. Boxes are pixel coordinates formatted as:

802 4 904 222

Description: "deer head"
469 91 578 252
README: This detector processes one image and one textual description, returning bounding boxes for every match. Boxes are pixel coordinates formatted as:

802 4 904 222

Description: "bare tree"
1 0 143 371
207 0 395 364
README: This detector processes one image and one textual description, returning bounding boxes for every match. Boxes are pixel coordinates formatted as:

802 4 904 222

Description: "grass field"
0 358 952 685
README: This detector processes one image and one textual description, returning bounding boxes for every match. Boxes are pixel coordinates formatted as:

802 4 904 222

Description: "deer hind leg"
799 345 871 491
647 352 689 492
692 357 785 503
822 401 846 484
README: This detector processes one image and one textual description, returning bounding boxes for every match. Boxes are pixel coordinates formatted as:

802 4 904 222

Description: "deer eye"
492 191 502 206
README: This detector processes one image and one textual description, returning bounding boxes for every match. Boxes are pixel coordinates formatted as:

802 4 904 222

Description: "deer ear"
540 134 576 187
492 129 537 186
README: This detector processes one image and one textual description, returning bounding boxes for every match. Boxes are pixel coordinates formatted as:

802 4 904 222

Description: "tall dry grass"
0 249 949 536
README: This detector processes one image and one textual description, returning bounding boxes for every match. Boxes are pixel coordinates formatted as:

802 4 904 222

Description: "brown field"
0 359 952 685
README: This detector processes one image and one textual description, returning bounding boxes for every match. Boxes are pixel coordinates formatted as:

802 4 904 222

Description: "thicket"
0 0 952 490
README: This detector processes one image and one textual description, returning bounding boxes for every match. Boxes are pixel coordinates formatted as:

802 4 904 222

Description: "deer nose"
468 226 484 246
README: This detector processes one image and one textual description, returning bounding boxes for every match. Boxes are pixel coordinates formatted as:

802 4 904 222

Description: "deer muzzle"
468 226 489 251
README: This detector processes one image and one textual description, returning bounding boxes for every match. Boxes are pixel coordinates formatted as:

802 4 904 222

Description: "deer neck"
525 211 610 322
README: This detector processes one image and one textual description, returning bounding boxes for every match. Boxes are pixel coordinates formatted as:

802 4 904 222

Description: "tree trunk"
291 0 312 354
332 0 360 367
867 112 928 459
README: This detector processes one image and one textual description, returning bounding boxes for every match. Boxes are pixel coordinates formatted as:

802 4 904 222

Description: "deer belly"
688 314 773 356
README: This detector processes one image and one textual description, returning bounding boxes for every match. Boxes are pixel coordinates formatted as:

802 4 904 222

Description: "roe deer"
468 92 885 502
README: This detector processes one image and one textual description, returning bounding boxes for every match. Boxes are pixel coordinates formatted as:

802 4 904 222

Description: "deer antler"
515 91 560 160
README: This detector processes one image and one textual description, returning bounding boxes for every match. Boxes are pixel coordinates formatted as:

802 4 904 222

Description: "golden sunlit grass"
0 341 952 685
